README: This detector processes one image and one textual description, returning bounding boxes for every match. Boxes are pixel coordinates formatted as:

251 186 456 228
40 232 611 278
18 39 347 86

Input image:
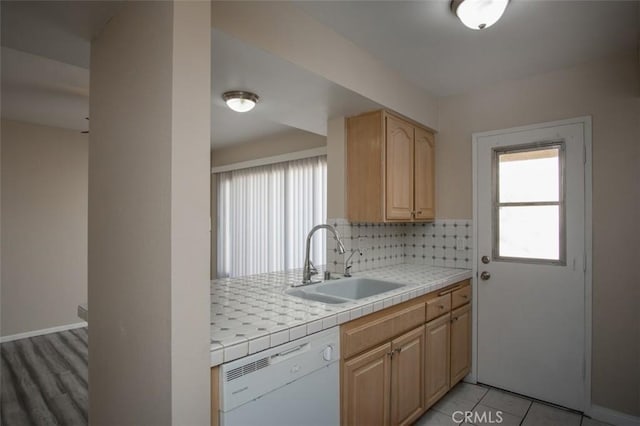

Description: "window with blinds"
216 156 327 278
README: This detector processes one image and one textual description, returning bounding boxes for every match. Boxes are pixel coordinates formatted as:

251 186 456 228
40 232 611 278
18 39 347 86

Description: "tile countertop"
210 264 472 367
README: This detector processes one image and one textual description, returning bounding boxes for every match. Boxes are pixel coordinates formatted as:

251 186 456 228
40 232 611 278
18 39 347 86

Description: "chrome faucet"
300 224 346 286
344 248 363 277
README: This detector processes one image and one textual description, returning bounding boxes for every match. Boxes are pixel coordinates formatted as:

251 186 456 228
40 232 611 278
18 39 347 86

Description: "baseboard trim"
588 405 640 426
0 322 88 343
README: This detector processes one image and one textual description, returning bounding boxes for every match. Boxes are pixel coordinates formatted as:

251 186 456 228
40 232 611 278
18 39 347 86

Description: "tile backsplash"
326 218 473 274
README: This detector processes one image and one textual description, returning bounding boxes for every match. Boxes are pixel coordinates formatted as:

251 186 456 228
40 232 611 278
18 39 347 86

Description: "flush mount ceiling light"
222 91 259 113
451 0 509 30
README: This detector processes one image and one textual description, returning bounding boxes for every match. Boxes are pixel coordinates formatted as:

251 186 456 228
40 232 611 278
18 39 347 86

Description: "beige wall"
1 119 88 337
89 1 210 424
210 129 326 278
326 117 346 219
437 53 640 416
211 1 438 129
211 128 326 167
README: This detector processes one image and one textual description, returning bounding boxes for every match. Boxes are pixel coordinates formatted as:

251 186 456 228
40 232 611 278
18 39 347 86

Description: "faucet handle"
344 265 353 277
309 260 318 275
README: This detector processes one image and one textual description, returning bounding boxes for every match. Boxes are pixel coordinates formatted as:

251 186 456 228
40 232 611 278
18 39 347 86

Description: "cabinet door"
343 342 392 426
450 303 472 386
391 326 425 426
424 314 450 409
414 127 435 221
385 116 414 220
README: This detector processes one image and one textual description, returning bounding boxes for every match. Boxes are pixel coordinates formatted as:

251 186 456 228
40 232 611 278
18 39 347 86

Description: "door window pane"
499 148 560 203
493 142 565 264
498 206 560 260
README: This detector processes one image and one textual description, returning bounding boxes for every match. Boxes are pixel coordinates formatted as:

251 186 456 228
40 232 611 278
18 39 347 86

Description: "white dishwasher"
219 327 340 426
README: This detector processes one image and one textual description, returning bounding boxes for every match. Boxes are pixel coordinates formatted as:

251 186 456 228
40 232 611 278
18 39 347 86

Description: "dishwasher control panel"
219 326 340 412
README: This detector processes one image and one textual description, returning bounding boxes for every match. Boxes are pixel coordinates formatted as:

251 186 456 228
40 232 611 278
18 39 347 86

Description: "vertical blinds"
217 156 327 278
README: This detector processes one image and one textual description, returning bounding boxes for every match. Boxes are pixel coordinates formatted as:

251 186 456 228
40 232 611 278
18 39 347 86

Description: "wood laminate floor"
1 328 88 426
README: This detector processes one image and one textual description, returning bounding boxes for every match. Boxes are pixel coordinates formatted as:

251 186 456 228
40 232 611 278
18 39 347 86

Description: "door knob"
481 255 490 264
480 271 491 281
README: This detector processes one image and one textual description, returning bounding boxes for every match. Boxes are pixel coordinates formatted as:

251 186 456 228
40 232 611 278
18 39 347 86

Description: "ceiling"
297 0 639 96
1 1 638 144
210 29 381 147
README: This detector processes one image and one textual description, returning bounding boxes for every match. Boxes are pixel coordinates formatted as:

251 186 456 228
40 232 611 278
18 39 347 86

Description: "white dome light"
452 0 509 30
222 91 259 113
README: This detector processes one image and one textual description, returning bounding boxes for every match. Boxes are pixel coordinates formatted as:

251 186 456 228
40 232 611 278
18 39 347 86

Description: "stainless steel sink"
285 277 406 304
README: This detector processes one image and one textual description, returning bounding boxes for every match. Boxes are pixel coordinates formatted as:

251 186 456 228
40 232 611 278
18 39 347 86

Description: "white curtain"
217 156 327 278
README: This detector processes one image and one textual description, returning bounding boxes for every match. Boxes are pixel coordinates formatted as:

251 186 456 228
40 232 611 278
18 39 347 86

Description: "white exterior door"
474 118 589 411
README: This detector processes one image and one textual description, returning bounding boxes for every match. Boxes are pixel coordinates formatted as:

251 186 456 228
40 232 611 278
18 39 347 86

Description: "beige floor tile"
521 402 581 426
414 408 460 426
479 388 532 417
581 417 611 426
468 404 522 426
449 382 490 404
432 390 478 416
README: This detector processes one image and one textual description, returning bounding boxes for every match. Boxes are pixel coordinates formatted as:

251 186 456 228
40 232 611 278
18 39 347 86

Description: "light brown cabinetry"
385 116 415 220
342 326 425 426
424 314 450 409
343 342 392 426
391 326 425 426
211 367 219 426
340 279 472 425
413 127 436 220
346 110 436 223
450 303 472 386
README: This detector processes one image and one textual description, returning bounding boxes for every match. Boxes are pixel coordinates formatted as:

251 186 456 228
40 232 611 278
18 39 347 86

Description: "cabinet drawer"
426 294 451 322
451 284 471 309
342 301 426 359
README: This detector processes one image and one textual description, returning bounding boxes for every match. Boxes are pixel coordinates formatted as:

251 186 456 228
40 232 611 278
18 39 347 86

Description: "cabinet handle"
461 295 468 299
438 285 463 296
387 351 394 357
394 348 402 354
439 305 444 310
452 317 459 322
416 211 423 215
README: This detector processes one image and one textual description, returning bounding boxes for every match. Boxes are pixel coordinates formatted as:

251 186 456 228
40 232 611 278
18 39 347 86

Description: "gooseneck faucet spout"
300 224 346 285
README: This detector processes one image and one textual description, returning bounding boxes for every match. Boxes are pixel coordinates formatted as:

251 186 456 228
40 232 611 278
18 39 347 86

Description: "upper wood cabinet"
385 116 414 220
413 127 436 220
347 110 436 223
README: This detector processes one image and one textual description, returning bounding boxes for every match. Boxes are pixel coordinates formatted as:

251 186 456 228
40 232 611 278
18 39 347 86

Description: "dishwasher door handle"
270 343 310 363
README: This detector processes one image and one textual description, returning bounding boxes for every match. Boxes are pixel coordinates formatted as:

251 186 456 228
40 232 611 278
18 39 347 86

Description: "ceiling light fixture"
451 0 509 30
222 91 259 113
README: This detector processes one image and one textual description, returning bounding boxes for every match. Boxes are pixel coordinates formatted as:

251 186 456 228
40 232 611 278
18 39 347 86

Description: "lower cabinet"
211 366 219 426
391 326 425 426
342 326 425 426
341 280 472 426
343 342 392 426
424 314 450 409
450 303 472 386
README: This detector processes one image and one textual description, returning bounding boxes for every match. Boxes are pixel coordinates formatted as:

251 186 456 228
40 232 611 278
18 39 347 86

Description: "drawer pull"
439 305 445 309
438 285 462 296
461 295 469 299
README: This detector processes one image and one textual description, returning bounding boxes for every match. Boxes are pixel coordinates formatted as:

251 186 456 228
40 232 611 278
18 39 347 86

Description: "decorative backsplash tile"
326 218 473 273
326 218 407 274
405 220 473 269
